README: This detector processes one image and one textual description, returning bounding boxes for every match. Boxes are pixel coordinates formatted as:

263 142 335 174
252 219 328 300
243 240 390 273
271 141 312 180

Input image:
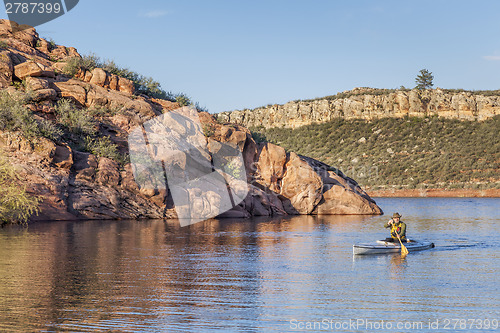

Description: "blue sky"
3 0 500 113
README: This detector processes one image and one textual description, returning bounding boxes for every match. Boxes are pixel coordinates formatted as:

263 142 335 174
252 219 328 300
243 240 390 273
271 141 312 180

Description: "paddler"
384 212 407 243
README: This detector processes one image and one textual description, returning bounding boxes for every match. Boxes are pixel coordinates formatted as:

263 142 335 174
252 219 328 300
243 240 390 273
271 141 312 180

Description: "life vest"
390 222 406 238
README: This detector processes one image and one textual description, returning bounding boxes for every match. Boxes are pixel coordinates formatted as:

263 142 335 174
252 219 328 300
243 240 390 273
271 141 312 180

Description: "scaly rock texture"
0 20 382 221
218 87 500 129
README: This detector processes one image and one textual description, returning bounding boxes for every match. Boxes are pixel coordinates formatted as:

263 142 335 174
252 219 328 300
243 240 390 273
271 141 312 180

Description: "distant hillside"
249 116 500 191
218 87 500 129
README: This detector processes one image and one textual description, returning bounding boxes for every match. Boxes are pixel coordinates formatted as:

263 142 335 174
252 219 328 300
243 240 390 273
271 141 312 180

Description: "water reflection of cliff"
0 215 374 331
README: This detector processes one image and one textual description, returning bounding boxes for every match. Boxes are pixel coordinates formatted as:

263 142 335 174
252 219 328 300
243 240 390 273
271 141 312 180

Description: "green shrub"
0 91 39 138
80 53 101 71
223 158 242 179
87 105 121 118
37 118 63 141
0 40 8 49
251 131 267 144
175 94 191 106
84 136 120 160
63 54 101 76
202 124 215 137
0 91 66 141
0 155 40 225
47 38 57 50
194 102 208 113
54 99 96 135
62 57 84 76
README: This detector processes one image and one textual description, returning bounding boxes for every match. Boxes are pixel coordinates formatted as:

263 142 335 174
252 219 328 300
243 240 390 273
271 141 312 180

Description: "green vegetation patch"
0 91 61 140
0 155 40 225
0 92 124 163
54 99 96 136
83 136 121 161
251 116 500 190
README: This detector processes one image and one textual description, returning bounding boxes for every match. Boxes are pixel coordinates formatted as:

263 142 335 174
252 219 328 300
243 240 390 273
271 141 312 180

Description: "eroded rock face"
312 171 382 215
32 88 57 101
52 145 73 169
219 88 500 129
280 152 323 214
13 60 43 79
313 184 382 215
0 50 13 87
256 143 286 192
25 76 49 90
48 77 158 124
0 19 132 97
207 122 383 216
96 157 120 187
1 109 382 221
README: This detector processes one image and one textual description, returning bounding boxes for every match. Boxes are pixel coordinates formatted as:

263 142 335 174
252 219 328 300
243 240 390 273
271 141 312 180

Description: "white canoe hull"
353 240 435 255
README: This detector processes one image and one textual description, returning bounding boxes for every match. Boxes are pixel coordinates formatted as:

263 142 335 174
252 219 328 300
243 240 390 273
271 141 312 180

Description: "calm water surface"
0 198 499 332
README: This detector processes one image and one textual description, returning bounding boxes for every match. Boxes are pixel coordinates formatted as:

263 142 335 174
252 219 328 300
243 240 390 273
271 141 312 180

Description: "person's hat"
392 212 402 219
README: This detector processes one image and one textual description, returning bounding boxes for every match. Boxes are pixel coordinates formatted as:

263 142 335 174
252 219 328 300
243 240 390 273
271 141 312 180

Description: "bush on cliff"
0 155 40 225
37 117 63 141
53 100 123 162
0 93 122 163
62 55 99 77
84 136 120 161
54 99 96 135
0 91 62 141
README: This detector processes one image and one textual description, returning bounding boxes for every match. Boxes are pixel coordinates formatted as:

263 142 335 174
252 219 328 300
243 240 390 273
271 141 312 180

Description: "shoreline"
366 188 500 198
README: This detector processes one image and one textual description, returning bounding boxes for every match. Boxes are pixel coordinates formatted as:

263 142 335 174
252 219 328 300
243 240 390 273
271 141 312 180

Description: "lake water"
0 198 499 332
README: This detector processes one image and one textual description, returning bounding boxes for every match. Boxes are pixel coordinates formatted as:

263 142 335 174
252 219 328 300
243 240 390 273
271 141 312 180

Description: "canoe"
353 239 435 255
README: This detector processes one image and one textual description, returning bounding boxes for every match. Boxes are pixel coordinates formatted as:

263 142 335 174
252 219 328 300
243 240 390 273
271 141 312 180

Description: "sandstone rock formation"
202 114 382 217
218 87 500 129
0 20 382 221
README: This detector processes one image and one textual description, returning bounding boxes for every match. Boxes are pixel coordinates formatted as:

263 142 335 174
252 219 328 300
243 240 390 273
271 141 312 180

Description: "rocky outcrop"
0 131 172 220
48 77 157 123
218 87 500 129
0 20 382 221
22 75 159 126
203 115 382 216
74 67 135 95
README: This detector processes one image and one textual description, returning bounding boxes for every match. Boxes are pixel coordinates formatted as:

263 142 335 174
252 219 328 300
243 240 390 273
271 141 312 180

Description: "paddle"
395 231 409 257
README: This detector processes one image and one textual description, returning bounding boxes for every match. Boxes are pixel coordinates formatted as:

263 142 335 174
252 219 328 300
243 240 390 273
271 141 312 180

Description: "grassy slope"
250 116 500 190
